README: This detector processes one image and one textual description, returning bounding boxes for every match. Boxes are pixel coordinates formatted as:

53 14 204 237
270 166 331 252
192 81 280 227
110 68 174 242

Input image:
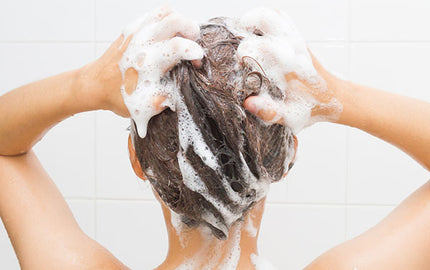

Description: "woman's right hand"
238 8 343 133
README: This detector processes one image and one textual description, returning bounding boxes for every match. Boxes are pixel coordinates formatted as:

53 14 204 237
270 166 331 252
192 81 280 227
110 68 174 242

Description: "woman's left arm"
0 7 204 268
0 35 135 270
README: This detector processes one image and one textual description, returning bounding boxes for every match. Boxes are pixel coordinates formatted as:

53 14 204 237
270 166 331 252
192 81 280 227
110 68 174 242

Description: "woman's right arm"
238 8 430 172
304 70 430 270
244 58 430 172
243 51 430 270
239 8 430 269
327 72 430 171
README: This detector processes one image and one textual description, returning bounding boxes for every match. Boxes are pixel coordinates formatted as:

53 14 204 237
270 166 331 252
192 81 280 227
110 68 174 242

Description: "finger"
119 34 133 54
102 35 125 58
153 12 200 41
243 96 283 124
151 95 167 113
124 68 139 95
286 72 330 104
160 37 204 73
191 59 202 69
284 72 300 82
124 67 166 112
112 35 125 49
285 72 325 98
285 72 316 91
307 49 324 71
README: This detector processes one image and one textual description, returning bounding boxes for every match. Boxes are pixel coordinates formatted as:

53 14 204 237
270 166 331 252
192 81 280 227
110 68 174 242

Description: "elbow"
0 141 31 157
0 147 30 157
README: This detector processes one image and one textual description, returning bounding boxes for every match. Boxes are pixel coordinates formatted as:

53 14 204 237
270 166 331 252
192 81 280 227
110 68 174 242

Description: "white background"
1 0 430 269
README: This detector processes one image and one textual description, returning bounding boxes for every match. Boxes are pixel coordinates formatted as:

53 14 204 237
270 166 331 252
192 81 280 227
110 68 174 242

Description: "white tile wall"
0 43 94 94
350 0 430 42
1 0 430 269
95 0 347 42
34 112 96 198
350 43 430 102
95 110 155 199
347 128 429 205
259 204 345 269
0 222 19 270
346 205 394 239
67 199 96 238
95 200 167 270
0 0 94 42
285 123 348 204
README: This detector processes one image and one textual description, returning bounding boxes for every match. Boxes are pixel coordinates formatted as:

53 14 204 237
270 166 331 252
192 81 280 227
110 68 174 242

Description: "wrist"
73 64 106 112
319 70 357 126
328 76 364 128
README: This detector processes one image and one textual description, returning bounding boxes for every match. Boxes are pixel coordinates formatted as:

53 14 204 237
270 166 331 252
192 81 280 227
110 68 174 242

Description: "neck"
155 198 266 270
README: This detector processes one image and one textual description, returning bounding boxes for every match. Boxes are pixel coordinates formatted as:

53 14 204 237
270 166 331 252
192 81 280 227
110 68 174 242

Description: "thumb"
243 95 283 124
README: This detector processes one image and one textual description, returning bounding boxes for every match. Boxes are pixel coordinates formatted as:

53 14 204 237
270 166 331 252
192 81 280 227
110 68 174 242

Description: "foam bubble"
120 6 203 138
174 223 243 270
233 7 342 133
170 210 189 248
217 224 242 270
177 149 237 231
177 101 219 170
251 254 278 270
122 8 306 243
245 215 258 238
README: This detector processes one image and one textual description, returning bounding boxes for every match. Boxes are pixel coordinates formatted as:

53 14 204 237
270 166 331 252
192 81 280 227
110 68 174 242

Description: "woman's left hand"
76 6 204 118
76 35 136 117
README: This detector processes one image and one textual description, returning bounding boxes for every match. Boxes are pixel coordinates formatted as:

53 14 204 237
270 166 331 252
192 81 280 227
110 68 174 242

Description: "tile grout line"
93 0 98 241
3 40 430 44
64 196 398 207
343 0 352 241
0 40 95 44
266 202 397 207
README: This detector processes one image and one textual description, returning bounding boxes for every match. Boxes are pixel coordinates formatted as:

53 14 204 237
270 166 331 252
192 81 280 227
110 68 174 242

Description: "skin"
0 7 201 269
244 55 430 269
1 9 430 270
0 35 136 269
155 194 266 270
129 134 297 270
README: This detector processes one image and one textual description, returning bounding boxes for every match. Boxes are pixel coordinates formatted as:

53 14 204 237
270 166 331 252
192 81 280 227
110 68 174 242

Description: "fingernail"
245 100 257 113
191 59 202 69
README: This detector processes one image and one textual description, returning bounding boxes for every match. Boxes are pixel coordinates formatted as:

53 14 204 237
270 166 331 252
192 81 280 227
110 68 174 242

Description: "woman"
1 7 429 270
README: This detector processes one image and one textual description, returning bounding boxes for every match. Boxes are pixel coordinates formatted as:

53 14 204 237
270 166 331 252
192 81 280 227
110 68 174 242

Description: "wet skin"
1 6 430 270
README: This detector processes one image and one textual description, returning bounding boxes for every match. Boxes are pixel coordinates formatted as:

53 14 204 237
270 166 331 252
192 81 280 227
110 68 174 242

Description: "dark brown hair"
131 18 295 239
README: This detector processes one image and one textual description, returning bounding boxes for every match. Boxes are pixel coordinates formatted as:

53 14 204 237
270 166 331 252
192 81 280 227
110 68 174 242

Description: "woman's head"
129 18 296 239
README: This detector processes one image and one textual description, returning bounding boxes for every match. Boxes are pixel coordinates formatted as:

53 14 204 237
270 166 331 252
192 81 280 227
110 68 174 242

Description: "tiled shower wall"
1 0 429 269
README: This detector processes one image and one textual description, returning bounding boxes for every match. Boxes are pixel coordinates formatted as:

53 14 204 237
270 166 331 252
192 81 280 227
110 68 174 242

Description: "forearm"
332 77 430 171
0 70 96 156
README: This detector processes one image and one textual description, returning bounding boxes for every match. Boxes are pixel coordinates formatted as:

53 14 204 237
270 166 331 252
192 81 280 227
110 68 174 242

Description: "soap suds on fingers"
120 6 204 138
234 7 342 133
120 7 341 270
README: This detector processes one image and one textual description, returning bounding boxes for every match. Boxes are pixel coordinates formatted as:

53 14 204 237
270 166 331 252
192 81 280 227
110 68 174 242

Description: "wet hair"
130 18 295 239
